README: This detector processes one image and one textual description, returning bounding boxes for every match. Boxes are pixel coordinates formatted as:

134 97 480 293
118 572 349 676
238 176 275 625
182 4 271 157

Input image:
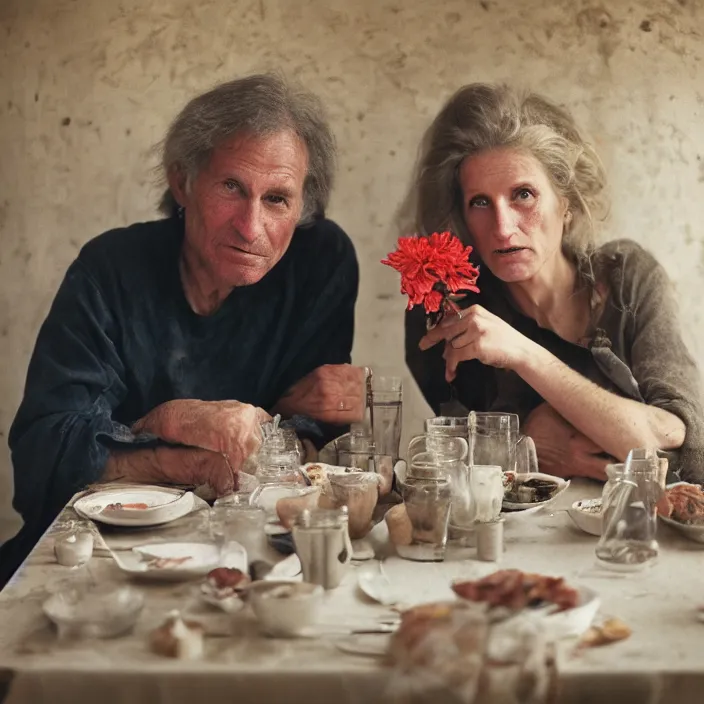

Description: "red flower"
381 232 480 315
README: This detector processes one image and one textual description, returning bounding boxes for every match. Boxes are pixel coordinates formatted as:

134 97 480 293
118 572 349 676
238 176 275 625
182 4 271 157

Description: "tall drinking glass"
395 452 452 562
363 375 403 460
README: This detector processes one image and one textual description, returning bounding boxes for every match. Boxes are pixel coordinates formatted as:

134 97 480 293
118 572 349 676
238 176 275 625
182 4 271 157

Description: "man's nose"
231 199 263 244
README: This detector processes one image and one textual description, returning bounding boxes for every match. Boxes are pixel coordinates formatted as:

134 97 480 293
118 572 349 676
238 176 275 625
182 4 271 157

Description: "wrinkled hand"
155 446 238 496
419 305 534 381
522 403 614 481
105 446 239 497
272 364 366 425
132 400 271 473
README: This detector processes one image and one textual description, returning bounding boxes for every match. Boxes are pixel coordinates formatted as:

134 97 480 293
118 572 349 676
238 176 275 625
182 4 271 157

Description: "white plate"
74 486 194 527
111 541 247 581
502 473 570 513
659 482 704 544
567 499 603 536
334 633 391 657
542 586 600 638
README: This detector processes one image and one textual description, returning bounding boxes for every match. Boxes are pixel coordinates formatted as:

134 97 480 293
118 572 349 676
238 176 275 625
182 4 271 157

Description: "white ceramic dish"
541 586 600 638
502 473 570 513
357 568 399 606
111 541 247 581
74 486 194 527
659 482 704 544
43 584 144 638
568 499 603 536
334 633 391 657
248 580 323 637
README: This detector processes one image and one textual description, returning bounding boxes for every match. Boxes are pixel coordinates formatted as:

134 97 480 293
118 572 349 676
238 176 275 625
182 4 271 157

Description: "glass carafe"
595 450 662 571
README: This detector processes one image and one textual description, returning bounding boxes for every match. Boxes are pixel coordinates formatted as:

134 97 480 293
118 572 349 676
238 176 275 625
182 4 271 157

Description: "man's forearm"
103 447 165 484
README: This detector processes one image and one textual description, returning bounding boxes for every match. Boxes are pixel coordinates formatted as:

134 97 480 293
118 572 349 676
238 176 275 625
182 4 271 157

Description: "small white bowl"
567 499 603 536
248 580 322 637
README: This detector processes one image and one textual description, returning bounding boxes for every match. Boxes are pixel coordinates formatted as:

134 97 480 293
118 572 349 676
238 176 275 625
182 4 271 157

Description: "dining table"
0 478 702 704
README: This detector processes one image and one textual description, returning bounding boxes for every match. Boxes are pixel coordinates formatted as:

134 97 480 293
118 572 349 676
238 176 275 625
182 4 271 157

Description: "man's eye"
469 196 489 208
224 180 239 192
266 195 288 206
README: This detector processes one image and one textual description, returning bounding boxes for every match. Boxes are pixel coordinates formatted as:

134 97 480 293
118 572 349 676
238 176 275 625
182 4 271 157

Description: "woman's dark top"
406 239 704 484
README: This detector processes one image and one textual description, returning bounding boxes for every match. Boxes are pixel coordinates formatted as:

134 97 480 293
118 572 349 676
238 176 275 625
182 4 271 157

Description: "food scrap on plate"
658 484 704 525
452 569 580 612
579 618 631 648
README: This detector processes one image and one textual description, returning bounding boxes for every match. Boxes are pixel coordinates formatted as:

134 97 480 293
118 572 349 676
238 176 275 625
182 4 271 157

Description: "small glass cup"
53 519 95 569
469 465 504 524
328 473 379 539
211 499 279 564
396 452 452 562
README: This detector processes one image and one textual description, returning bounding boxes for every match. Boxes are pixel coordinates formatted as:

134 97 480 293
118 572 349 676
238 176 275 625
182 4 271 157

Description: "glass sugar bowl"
250 448 308 523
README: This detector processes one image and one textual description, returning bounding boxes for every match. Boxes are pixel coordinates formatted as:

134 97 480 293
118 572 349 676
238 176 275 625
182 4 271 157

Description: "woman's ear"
167 164 189 207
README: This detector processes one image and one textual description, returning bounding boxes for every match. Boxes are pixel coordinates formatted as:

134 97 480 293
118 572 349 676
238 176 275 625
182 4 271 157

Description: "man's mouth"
227 245 264 258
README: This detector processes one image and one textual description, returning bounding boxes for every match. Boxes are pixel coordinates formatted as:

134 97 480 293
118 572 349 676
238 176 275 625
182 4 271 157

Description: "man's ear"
167 164 189 206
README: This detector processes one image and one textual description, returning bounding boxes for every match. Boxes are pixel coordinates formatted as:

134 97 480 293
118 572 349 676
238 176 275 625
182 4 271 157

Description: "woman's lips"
494 246 529 255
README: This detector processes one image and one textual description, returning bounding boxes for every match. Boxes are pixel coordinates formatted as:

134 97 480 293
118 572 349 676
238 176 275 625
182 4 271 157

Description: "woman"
403 83 704 483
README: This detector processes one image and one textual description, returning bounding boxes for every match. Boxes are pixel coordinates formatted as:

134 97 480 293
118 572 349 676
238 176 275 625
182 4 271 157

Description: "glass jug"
468 411 538 474
595 450 663 571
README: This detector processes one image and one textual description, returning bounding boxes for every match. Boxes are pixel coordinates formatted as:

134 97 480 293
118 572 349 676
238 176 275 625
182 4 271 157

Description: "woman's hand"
132 400 271 472
272 364 366 424
419 305 536 381
522 403 615 481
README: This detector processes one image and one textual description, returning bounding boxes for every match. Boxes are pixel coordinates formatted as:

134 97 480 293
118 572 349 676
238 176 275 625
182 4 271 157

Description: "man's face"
175 130 308 288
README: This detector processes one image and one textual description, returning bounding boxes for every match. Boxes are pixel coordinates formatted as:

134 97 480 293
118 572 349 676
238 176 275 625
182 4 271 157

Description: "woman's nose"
494 201 518 241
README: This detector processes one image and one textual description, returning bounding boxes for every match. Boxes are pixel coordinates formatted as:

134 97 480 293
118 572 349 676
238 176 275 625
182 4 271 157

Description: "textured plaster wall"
1 0 703 536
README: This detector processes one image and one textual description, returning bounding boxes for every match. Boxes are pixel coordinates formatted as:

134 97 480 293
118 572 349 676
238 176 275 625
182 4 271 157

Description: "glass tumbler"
395 452 453 562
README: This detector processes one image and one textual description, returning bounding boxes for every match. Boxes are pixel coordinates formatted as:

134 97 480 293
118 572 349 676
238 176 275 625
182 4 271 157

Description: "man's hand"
132 400 270 472
522 403 614 481
273 364 366 425
104 445 238 497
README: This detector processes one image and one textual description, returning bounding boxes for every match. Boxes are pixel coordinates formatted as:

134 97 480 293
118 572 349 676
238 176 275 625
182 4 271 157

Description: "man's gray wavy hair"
157 73 336 225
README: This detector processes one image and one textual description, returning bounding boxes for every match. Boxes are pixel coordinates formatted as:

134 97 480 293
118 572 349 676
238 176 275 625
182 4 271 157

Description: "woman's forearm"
514 343 686 461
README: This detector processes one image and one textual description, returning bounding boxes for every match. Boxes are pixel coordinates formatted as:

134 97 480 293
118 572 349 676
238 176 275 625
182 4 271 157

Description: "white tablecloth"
1 480 703 704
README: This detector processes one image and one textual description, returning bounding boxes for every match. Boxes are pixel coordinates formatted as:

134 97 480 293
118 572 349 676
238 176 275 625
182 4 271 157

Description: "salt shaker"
292 507 352 589
476 518 504 562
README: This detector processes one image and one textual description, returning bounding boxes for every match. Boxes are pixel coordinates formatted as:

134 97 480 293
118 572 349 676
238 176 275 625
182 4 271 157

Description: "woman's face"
459 148 569 284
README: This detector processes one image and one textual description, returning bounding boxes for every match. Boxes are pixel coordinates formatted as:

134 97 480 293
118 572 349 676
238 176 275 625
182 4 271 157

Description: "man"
1 74 364 586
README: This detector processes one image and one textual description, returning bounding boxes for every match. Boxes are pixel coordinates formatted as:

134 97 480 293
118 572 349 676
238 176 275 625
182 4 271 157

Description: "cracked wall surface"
1 0 703 534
